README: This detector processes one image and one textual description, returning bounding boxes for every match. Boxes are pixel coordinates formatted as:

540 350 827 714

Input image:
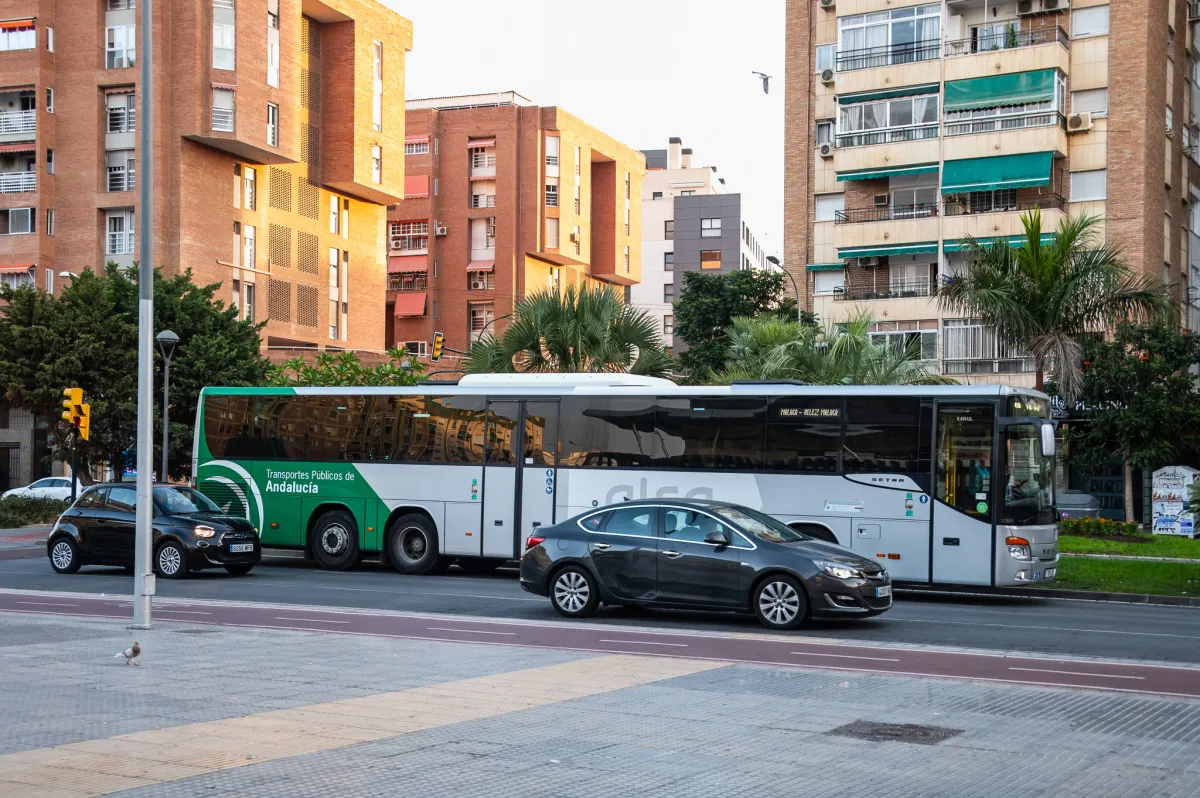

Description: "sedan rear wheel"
49 538 80 574
550 566 599 619
753 575 808 630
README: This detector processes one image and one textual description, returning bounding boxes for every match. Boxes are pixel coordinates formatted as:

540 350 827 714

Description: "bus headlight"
1006 536 1032 561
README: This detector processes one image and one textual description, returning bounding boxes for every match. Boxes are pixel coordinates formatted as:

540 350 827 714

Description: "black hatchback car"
47 484 261 579
520 500 891 630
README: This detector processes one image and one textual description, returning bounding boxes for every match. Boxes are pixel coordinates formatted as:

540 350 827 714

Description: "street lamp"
766 256 802 323
155 330 179 484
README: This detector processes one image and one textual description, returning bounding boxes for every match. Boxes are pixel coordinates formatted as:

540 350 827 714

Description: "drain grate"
828 720 963 746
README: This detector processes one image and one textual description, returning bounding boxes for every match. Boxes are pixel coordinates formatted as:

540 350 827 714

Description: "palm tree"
716 311 954 385
939 209 1174 399
465 283 673 376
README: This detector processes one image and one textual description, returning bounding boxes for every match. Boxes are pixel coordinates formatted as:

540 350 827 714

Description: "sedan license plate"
874 585 891 598
228 543 254 553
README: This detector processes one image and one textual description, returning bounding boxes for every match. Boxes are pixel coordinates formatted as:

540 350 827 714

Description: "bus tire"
790 523 838 545
309 509 361 572
387 514 446 575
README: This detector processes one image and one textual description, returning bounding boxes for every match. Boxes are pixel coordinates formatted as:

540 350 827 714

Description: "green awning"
940 152 1054 195
944 69 1057 112
838 242 939 259
837 163 939 182
943 233 1057 252
837 84 940 105
806 263 845 271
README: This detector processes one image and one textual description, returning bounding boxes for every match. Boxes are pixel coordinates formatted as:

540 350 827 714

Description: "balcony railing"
944 110 1065 137
0 171 35 194
107 168 136 193
212 107 234 132
389 235 428 252
834 277 938 301
835 204 939 224
836 40 941 72
943 193 1065 217
470 194 497 209
835 122 939 149
106 232 135 255
0 110 35 137
944 26 1069 58
944 357 1036 375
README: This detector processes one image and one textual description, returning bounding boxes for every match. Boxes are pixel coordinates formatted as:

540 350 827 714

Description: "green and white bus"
193 374 1059 586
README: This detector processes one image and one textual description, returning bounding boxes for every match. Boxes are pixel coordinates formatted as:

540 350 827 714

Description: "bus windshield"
1000 424 1055 525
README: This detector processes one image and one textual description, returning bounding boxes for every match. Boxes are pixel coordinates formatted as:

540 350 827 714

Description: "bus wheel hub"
322 525 348 554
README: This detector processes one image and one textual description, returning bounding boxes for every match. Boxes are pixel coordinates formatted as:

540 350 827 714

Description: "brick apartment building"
0 0 411 357
784 0 1200 387
385 92 645 360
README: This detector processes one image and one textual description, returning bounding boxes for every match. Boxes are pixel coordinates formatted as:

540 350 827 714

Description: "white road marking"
425 627 516 636
791 651 901 662
888 616 1195 640
598 639 689 648
15 601 79 607
273 617 349 624
1008 667 1145 680
152 610 212 615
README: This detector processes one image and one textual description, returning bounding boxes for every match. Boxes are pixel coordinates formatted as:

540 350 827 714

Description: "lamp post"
156 330 179 484
766 256 801 322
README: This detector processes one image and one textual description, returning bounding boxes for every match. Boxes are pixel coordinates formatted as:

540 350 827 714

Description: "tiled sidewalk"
2 612 1199 798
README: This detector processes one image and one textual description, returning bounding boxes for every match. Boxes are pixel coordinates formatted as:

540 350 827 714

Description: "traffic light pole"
70 431 77 504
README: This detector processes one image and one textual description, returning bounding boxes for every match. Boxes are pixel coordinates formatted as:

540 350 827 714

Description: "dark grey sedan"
519 500 892 630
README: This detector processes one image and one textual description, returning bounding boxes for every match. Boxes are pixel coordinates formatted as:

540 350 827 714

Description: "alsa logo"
606 477 713 505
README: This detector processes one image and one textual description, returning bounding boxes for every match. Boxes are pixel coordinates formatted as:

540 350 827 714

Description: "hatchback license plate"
875 585 891 598
228 543 254 553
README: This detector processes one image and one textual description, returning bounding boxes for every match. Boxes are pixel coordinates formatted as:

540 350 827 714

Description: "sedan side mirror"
704 530 731 547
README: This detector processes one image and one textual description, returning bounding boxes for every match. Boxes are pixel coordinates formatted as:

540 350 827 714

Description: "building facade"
0 0 411 355
634 138 770 350
385 92 645 359
785 0 1200 385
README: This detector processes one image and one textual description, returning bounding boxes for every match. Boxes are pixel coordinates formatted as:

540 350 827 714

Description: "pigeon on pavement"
114 641 142 667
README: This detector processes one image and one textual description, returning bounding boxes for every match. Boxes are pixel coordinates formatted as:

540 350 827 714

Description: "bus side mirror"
1040 424 1056 458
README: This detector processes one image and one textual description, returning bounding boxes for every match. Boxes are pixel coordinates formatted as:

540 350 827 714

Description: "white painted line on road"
791 651 901 662
15 601 79 607
153 610 212 615
888 617 1197 640
425 627 517 636
273 617 350 624
598 639 689 648
1008 667 1145 681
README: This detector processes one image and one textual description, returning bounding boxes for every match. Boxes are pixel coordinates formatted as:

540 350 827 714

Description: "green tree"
1054 323 1200 523
465 284 672 376
0 264 269 482
939 210 1174 398
715 311 954 385
266 349 425 386
675 269 814 381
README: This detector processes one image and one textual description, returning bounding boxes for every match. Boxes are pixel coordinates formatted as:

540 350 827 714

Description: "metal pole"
160 358 169 484
132 0 154 629
70 431 77 504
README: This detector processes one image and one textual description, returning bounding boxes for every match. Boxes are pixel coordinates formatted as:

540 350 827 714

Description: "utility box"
1151 466 1198 537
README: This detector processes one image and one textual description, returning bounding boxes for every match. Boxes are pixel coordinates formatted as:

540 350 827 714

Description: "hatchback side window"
106 487 137 512
76 488 107 509
663 509 727 543
602 507 654 536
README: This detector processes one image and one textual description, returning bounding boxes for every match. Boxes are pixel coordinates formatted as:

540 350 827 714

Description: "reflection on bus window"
1001 424 1056 525
936 405 993 521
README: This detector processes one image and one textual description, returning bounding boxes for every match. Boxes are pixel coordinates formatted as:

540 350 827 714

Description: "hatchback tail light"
524 535 546 552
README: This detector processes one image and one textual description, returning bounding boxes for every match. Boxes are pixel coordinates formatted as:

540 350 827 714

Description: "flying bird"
753 72 773 94
114 641 142 667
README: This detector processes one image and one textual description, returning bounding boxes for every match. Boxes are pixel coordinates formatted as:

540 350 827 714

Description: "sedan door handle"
593 542 611 550
661 549 682 558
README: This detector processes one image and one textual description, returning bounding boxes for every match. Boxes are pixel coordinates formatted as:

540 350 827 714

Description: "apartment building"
785 0 1200 384
385 92 645 357
0 0 411 355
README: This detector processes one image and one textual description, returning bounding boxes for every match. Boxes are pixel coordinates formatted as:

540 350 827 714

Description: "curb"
896 583 1200 607
1060 552 1200 564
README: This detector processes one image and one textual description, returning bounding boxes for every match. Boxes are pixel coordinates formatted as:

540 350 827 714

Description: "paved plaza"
1 611 1199 797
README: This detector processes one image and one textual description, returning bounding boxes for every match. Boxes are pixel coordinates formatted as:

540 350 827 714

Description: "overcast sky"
379 0 786 260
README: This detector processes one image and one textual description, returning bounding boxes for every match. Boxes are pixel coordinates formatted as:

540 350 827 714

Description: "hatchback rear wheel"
550 566 599 619
753 575 808 630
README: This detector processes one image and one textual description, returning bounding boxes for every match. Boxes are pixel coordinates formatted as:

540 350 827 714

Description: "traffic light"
61 388 82 426
78 403 91 442
431 331 445 363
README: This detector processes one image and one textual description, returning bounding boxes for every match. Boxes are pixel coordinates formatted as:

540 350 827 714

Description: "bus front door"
932 404 995 585
481 401 560 560
519 401 559 554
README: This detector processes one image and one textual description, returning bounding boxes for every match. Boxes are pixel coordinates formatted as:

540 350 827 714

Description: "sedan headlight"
192 525 216 539
815 560 863 580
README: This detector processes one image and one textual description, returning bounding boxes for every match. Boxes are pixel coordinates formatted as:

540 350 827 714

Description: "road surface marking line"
15 601 79 607
0 655 724 797
152 610 212 615
425 627 517 636
1008 667 1146 680
273 617 350 624
888 617 1195 640
791 651 902 662
598 639 689 647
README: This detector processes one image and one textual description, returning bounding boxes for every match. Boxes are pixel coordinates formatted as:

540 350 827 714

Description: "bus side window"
764 397 841 473
842 397 921 475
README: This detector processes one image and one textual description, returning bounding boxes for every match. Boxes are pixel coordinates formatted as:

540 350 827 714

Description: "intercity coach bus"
192 374 1059 587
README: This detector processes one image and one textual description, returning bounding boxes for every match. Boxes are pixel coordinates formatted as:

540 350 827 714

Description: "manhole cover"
170 628 221 635
828 721 963 746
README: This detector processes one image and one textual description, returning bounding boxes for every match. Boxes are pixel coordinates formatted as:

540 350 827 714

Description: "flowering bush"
1060 516 1147 539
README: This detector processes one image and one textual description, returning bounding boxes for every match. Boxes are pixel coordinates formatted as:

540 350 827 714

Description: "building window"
663 315 674 335
213 22 235 70
546 135 559 168
328 248 341 340
869 329 938 361
212 88 235 132
341 199 349 238
46 26 54 52
45 209 55 236
664 252 674 271
816 120 833 146
405 140 428 155
45 87 53 113
105 209 135 255
1072 6 1109 38
243 282 255 322
572 225 580 256
836 4 940 71
652 191 663 200
468 271 494 291
106 149 136 192
45 148 53 175
664 220 674 240
1071 88 1108 116
372 145 382 184
470 304 495 343
1070 169 1107 202
701 250 721 269
680 190 696 196
107 93 136 132
701 218 721 238
546 176 559 207
390 221 428 252
624 246 630 273
0 21 35 52
813 269 845 296
573 184 580 214
815 43 836 73
372 41 383 131
574 145 581 177
106 25 136 69
814 193 844 222
329 195 340 234
664 283 674 302
267 3 280 87
837 94 939 148
243 166 256 210
624 206 630 235
44 268 52 293
0 208 33 235
242 224 255 269
546 217 560 249
267 102 279 146
624 171 630 199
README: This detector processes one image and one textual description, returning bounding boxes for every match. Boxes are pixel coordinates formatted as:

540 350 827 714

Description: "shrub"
1060 516 1148 539
0 496 70 529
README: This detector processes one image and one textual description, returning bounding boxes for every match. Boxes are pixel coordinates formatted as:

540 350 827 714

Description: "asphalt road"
2 547 1199 665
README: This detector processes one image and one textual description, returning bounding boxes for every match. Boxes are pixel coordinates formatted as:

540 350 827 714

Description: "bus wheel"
310 509 361 572
387 514 448 575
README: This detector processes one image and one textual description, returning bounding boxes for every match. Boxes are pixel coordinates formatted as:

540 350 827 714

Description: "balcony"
834 276 939 301
835 123 939 150
470 194 496 209
470 151 497 180
943 193 1065 217
0 110 35 139
835 41 940 73
944 27 1069 59
0 171 35 194
211 107 234 133
944 110 1066 138
835 204 939 225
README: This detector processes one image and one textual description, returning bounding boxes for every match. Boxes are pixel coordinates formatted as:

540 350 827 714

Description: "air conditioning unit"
859 256 881 267
818 0 835 8
818 142 835 159
872 194 888 207
1066 112 1093 133
1167 126 1177 139
434 225 448 236
1041 0 1068 9
1016 0 1036 13
820 68 835 86
469 275 490 291
569 232 579 243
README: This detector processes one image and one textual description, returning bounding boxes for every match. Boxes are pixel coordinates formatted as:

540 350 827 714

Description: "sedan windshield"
153 486 222 515
709 506 809 544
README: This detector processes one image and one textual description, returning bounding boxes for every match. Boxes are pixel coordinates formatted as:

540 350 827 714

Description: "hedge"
0 496 70 529
1060 516 1147 539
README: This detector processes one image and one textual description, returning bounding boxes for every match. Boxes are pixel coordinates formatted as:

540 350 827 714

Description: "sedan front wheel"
753 575 808 630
